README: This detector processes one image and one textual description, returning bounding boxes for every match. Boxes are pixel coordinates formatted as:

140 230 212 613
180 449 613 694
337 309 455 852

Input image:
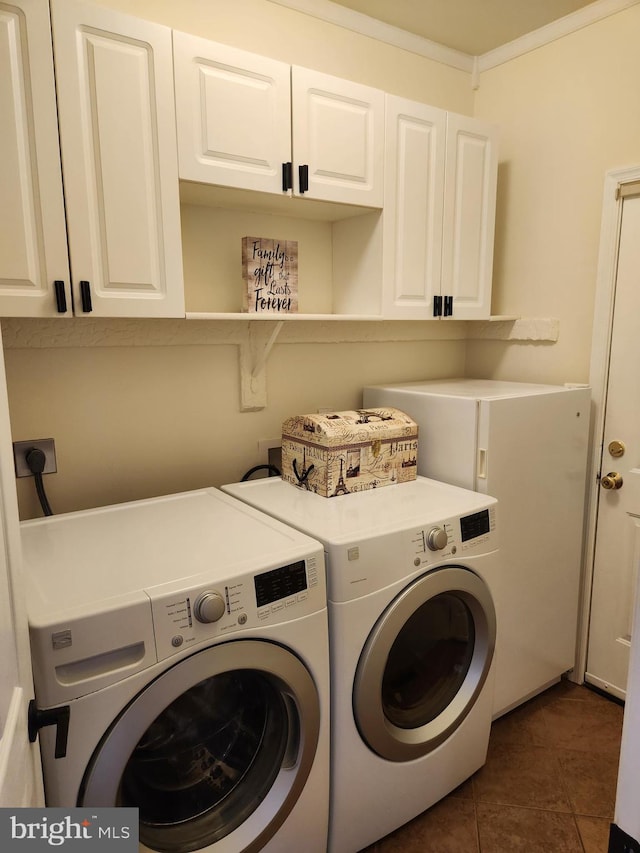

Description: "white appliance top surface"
21 487 321 615
222 477 496 545
366 378 587 400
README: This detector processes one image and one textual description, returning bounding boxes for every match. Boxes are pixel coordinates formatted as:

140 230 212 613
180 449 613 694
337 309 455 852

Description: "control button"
285 597 297 607
427 527 448 551
238 613 248 625
171 635 184 648
258 608 270 620
414 557 421 567
193 591 226 624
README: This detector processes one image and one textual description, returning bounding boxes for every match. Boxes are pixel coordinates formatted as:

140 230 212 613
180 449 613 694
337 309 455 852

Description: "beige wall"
7 1 638 518
4 321 466 518
99 0 474 112
5 0 475 519
467 4 640 383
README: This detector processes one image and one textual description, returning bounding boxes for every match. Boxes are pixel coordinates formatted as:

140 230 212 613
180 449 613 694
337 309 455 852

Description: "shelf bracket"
239 321 284 411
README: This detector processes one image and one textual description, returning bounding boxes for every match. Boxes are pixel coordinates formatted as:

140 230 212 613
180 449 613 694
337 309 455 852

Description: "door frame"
575 164 640 683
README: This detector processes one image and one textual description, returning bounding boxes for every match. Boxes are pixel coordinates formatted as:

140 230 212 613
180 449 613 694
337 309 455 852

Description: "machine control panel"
149 553 323 660
411 505 497 565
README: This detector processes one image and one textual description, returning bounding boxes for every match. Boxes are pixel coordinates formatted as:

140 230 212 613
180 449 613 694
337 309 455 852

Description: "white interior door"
0 328 43 806
586 193 640 700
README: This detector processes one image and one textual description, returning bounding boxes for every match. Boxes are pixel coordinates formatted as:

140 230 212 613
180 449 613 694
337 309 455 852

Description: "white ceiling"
328 0 599 55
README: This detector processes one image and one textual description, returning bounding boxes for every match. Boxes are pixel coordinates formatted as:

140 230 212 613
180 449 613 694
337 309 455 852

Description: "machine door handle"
601 471 623 490
28 699 70 758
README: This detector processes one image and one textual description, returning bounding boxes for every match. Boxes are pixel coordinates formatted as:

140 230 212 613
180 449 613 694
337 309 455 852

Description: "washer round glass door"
79 640 320 853
353 566 496 762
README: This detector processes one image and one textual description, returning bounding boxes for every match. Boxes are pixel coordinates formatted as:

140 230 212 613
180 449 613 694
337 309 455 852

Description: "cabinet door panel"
174 33 291 194
0 0 70 316
51 0 184 317
382 96 446 318
442 114 497 320
292 67 383 207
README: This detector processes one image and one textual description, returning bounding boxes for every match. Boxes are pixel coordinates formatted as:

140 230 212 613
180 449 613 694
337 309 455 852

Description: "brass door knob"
601 472 623 490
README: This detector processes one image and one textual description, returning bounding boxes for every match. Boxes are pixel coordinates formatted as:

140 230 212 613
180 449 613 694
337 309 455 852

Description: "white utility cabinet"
173 33 384 207
383 96 498 320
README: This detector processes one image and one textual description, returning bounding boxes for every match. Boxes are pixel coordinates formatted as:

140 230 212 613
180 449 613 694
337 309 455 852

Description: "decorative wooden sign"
242 236 298 313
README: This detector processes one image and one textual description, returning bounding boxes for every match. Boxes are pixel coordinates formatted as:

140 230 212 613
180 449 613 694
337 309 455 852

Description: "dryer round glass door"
78 640 320 852
353 566 496 762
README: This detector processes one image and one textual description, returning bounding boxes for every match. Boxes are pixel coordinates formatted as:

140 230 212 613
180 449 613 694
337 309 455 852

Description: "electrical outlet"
268 445 282 472
13 438 57 478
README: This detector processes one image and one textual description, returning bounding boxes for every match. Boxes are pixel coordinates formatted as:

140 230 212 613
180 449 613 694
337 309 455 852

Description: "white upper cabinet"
382 96 446 319
441 113 498 320
173 34 291 196
0 0 71 317
291 66 384 206
49 0 184 318
173 33 384 208
383 95 498 320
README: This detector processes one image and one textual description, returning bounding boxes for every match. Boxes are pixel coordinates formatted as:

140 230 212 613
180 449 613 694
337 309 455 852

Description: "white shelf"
185 312 384 321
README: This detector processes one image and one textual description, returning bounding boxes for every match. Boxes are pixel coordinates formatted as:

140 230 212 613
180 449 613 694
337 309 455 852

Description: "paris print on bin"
242 236 298 313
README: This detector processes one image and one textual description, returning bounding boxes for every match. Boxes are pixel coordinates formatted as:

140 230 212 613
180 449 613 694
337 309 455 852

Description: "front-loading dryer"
21 487 330 853
222 476 500 853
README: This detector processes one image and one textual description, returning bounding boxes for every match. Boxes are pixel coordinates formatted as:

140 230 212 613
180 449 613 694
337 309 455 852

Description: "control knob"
193 591 226 624
426 526 448 551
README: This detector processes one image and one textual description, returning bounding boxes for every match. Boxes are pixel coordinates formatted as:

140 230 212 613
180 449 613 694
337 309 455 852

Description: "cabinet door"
441 113 498 320
173 33 292 195
0 0 71 317
50 0 184 318
382 96 446 319
292 67 384 207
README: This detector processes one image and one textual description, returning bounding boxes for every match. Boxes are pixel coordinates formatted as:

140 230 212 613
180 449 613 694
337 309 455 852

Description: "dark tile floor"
362 681 624 852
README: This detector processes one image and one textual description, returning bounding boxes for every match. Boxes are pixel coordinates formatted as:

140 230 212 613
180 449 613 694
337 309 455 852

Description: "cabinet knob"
299 164 309 194
80 280 92 313
54 281 67 313
282 162 293 192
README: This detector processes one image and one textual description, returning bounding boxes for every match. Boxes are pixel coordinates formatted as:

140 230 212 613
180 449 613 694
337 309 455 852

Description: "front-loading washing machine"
222 476 500 853
21 487 330 853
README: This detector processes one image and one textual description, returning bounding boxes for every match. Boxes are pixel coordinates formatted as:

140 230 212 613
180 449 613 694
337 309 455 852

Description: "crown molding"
478 0 640 71
269 0 640 78
266 0 474 72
